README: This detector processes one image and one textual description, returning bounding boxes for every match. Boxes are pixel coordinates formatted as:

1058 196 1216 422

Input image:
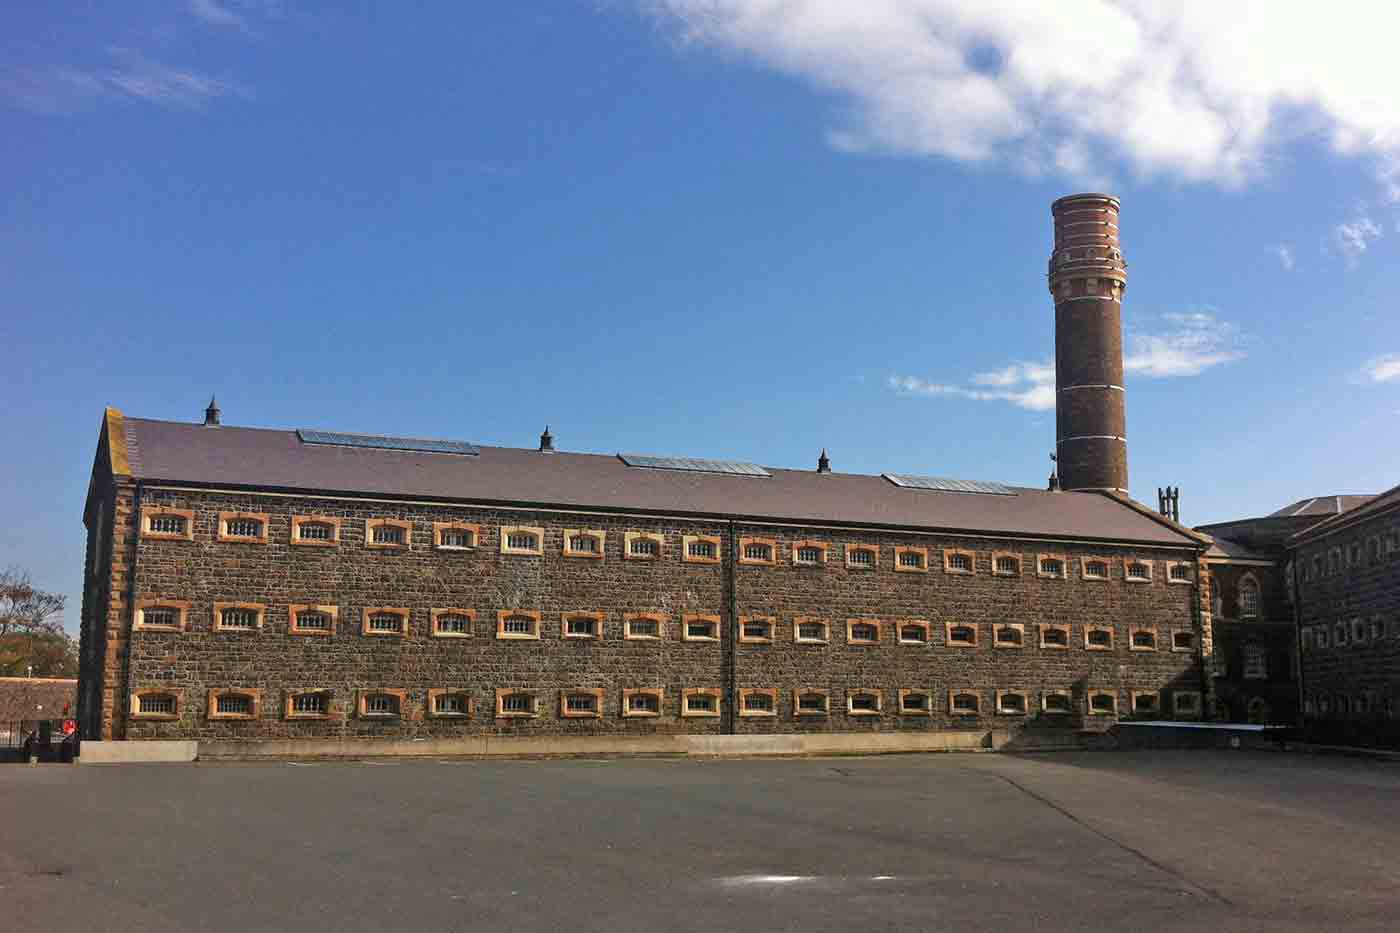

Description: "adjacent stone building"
76 194 1217 753
1292 485 1400 748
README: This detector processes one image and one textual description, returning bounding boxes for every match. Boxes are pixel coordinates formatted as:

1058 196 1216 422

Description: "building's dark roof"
1204 536 1274 563
1292 482 1400 544
113 415 1203 547
1267 495 1375 519
0 678 76 723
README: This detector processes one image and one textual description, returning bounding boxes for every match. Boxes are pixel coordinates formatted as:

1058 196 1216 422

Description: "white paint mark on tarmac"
718 875 817 886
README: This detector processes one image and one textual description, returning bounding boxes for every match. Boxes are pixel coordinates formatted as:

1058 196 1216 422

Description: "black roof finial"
817 448 831 474
539 425 555 453
203 395 221 427
1047 452 1060 492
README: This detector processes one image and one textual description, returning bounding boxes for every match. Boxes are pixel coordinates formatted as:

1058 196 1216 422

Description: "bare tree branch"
0 568 65 639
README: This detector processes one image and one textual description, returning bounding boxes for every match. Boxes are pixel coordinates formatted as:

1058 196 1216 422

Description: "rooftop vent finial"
817 449 831 473
539 425 554 453
203 395 221 427
1157 486 1180 523
1047 452 1060 492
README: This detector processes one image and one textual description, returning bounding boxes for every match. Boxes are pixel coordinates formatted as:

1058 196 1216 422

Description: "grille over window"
1169 563 1191 581
947 553 972 572
368 613 405 633
436 614 471 635
798 693 827 711
995 625 1022 645
848 548 875 566
687 540 717 559
567 535 598 553
1085 560 1109 578
506 532 538 550
565 693 598 713
292 693 327 714
439 529 474 548
565 616 598 637
139 694 176 714
150 514 187 534
901 692 928 711
741 619 771 640
502 616 535 635
216 694 251 715
1126 562 1151 580
298 522 333 541
900 624 928 643
1087 628 1112 647
686 693 716 712
1042 627 1068 647
1040 558 1064 576
628 617 660 638
365 694 400 716
899 551 926 568
686 619 717 639
1131 630 1156 649
797 622 827 641
629 538 659 557
849 622 879 642
995 556 1020 574
372 525 405 545
435 694 467 714
948 624 975 645
743 543 772 561
1173 631 1193 650
220 607 258 629
849 692 879 711
951 693 979 713
225 518 263 537
628 693 660 714
501 693 533 713
743 692 774 712
795 546 822 564
143 608 179 628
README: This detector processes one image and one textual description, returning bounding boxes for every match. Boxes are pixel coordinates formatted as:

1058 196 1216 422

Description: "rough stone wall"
114 487 1204 742
1205 561 1298 724
1296 505 1400 745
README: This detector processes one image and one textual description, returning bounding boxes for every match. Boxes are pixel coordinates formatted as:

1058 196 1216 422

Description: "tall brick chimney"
1049 194 1128 493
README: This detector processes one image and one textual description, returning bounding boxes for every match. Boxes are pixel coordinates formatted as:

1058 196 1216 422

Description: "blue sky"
3 2 1398 633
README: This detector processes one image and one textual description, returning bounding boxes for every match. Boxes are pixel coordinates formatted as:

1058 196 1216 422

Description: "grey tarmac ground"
2 749 1398 932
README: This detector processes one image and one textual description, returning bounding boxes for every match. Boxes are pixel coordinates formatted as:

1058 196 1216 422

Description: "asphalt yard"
2 750 1398 932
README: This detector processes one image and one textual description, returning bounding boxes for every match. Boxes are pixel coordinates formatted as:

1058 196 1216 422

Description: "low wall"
79 740 198 764
1111 721 1294 751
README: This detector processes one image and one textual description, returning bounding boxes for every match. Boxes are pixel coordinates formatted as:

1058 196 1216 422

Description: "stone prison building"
76 195 1217 755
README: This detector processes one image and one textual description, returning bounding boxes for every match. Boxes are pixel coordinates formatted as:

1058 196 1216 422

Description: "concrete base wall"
79 740 198 763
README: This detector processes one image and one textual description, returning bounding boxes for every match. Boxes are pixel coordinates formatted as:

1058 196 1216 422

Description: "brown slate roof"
1291 482 1400 544
1204 536 1274 563
112 413 1204 547
0 678 76 723
1268 495 1375 519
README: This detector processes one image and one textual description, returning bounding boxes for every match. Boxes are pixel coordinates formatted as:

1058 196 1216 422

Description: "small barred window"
1041 626 1068 648
507 532 538 550
1084 560 1109 579
434 693 468 715
372 525 405 545
947 552 972 573
626 616 661 639
898 550 926 569
687 539 717 560
848 691 880 713
998 692 1027 715
1089 692 1117 714
796 620 829 642
567 534 598 553
225 518 263 538
743 692 774 713
297 611 331 631
951 692 979 714
1239 578 1261 617
364 694 400 716
1043 693 1072 713
368 613 403 633
947 624 976 646
994 624 1023 647
297 522 334 541
795 546 823 565
1086 628 1113 648
292 693 328 715
439 528 474 548
1126 561 1151 581
847 547 876 567
741 618 773 641
1169 563 1192 582
685 692 717 713
139 694 177 715
899 623 929 644
995 555 1020 575
501 615 536 636
1172 631 1193 651
220 607 259 630
1133 693 1159 714
1039 557 1064 577
501 693 533 714
629 537 660 557
848 621 879 643
1131 630 1156 650
627 693 660 715
685 617 718 640
900 692 929 712
743 542 773 562
564 616 598 638
216 694 252 716
797 692 828 713
150 514 187 535
436 614 472 636
143 608 180 628
564 693 598 714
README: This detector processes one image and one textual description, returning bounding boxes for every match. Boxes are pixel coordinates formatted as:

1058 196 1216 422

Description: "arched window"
1246 697 1269 725
1238 575 1261 618
1242 643 1267 679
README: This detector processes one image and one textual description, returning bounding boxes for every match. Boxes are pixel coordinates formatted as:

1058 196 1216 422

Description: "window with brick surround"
1042 691 1072 714
624 613 665 640
624 532 663 560
894 546 928 572
428 690 471 718
846 619 880 644
1131 692 1160 716
289 604 337 636
431 609 475 638
1085 626 1113 650
433 522 479 550
1082 558 1110 580
993 623 1024 648
682 688 721 717
1087 691 1118 715
739 537 776 565
1173 691 1201 718
291 515 341 546
363 607 409 637
359 691 404 718
623 689 663 718
1168 562 1193 583
497 610 541 640
794 618 830 644
208 689 260 720
563 529 605 559
943 549 975 574
898 689 931 716
496 689 537 718
945 622 977 647
366 518 411 549
1238 575 1261 618
794 690 829 717
792 541 828 566
846 689 882 716
285 691 332 719
560 689 604 718
992 553 1021 576
1242 643 1267 679
562 612 602 640
898 620 931 644
683 535 721 564
846 545 877 570
134 600 189 632
1125 560 1152 582
1037 555 1066 579
682 615 719 642
739 688 778 717
214 602 265 632
217 511 269 544
996 691 1028 715
739 616 774 644
131 690 181 720
1172 630 1194 652
1040 624 1069 649
949 691 980 715
1130 629 1157 651
500 525 544 556
141 507 194 541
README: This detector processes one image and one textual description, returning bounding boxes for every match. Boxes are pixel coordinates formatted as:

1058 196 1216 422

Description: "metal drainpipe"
1195 548 1213 721
1289 549 1307 734
119 480 144 741
725 519 738 735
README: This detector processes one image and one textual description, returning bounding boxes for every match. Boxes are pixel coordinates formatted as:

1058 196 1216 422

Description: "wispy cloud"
3 51 236 113
1362 354 1400 383
1333 215 1382 265
1274 243 1295 271
640 2 1400 190
890 312 1243 410
190 0 246 30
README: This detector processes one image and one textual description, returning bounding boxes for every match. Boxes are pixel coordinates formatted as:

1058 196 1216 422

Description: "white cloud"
641 1 1400 187
190 0 245 29
3 51 235 113
1333 216 1382 264
1274 243 1294 271
1362 354 1400 383
890 311 1242 409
